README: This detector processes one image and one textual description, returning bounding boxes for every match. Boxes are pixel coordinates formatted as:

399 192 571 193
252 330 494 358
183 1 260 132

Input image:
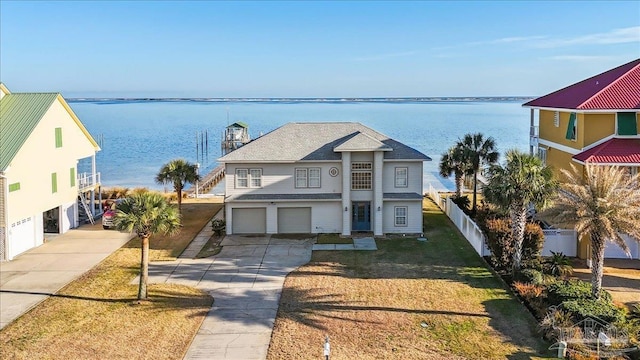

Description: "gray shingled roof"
333 131 392 152
218 122 431 162
231 193 342 201
383 192 424 200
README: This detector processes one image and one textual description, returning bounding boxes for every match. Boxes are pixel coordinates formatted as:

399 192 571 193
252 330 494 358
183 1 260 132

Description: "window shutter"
55 128 63 148
70 168 76 187
565 113 576 140
51 173 58 193
617 112 637 135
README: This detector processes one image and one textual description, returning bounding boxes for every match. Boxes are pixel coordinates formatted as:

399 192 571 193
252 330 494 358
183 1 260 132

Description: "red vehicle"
101 199 122 229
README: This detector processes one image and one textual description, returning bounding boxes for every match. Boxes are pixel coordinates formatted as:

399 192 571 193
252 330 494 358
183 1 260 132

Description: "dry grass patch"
317 233 353 244
0 201 222 360
267 198 552 360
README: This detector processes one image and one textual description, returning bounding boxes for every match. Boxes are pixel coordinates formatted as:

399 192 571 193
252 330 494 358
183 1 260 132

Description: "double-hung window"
395 167 408 188
295 167 321 188
235 168 262 188
351 162 372 190
394 206 408 227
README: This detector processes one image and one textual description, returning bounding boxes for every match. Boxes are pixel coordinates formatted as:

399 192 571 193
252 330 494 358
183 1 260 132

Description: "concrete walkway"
312 237 377 251
146 234 313 360
0 223 133 329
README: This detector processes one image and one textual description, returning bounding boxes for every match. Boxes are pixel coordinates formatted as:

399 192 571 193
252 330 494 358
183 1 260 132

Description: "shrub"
543 251 574 277
561 298 626 323
540 307 575 341
517 268 544 285
483 218 513 270
481 217 545 272
211 218 226 236
547 279 612 305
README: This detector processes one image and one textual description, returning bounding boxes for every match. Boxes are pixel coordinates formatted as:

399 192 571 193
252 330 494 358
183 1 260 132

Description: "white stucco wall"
382 200 423 234
382 161 424 194
225 162 343 197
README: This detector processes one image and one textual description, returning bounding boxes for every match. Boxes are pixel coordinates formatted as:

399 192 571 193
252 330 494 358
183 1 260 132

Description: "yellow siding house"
523 59 640 259
0 84 102 260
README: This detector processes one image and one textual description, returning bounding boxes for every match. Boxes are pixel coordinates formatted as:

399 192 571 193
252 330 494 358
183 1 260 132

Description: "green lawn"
267 198 552 360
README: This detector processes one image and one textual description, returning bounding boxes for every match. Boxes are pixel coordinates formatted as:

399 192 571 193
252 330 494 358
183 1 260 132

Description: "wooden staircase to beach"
185 165 225 197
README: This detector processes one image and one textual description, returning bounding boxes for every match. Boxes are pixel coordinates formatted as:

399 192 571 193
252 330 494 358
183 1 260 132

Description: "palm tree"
155 159 200 211
483 150 557 273
439 144 471 198
458 133 499 214
543 164 640 299
114 192 181 300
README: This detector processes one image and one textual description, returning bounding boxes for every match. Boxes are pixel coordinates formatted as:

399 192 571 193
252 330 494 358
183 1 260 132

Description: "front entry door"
352 202 371 231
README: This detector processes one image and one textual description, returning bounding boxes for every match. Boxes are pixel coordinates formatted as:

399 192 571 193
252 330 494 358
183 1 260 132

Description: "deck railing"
77 172 101 192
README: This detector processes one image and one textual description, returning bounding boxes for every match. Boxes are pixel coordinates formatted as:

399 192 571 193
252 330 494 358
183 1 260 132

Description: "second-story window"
235 168 262 188
295 167 321 188
351 162 372 190
395 167 408 188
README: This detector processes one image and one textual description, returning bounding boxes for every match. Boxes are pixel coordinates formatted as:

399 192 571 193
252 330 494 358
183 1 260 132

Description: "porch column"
529 108 535 156
341 152 351 236
373 151 383 236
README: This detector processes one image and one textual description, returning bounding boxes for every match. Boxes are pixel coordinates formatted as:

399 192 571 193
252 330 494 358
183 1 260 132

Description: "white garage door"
232 208 266 234
8 217 36 259
278 207 311 234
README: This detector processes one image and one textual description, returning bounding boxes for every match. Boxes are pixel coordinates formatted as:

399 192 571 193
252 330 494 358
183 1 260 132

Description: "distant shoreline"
67 96 534 103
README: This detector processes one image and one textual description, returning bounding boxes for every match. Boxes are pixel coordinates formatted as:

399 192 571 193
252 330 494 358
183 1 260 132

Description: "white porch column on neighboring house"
341 152 351 236
373 151 384 236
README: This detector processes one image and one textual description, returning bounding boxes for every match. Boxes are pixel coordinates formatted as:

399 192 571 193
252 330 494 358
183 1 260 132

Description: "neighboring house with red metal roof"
522 59 640 260
0 84 102 261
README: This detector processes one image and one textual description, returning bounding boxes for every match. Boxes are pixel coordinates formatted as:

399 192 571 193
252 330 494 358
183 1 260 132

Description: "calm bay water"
71 100 531 192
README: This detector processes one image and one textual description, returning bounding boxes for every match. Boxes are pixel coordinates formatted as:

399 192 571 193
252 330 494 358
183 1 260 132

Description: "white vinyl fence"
445 197 490 257
428 190 579 259
541 229 577 257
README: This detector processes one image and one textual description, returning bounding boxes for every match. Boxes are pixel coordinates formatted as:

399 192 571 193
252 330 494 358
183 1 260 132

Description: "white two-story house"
0 84 101 260
218 122 431 236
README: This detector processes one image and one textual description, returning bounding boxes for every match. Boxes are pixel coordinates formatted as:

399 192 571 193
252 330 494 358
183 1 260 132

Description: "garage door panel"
9 217 36 259
232 208 266 234
278 207 311 234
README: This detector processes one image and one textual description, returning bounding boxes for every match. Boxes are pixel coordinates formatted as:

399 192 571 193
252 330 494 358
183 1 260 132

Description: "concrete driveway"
146 234 313 360
0 223 133 329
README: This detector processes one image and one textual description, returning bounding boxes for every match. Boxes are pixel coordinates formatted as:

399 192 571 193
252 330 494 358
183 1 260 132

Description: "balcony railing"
77 172 101 192
530 125 539 148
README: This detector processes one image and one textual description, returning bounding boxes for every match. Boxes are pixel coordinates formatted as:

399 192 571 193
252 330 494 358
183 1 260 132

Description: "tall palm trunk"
511 203 527 273
176 189 182 211
590 233 605 299
138 235 150 300
454 171 464 198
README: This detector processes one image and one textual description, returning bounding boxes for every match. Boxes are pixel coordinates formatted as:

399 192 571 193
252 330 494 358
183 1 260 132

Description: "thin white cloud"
351 51 419 62
545 55 618 62
534 26 640 48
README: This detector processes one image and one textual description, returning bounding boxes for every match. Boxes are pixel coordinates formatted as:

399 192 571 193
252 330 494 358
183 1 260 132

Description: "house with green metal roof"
0 84 101 261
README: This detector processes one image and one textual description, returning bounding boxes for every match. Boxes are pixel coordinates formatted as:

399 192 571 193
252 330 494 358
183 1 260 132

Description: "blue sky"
1 1 638 97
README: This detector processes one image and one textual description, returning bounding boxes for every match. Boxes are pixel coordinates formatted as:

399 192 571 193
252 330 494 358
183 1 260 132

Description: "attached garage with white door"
231 208 266 234
277 207 311 233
